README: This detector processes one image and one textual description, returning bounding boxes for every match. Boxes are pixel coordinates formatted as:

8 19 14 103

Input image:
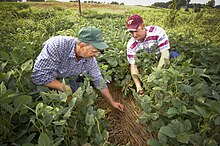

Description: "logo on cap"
126 14 143 31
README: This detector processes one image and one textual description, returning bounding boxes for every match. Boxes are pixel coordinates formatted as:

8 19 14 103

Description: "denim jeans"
69 76 84 93
170 51 180 58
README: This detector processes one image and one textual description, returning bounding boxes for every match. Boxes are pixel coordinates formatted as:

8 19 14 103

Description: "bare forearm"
130 64 142 90
100 87 114 104
158 50 170 69
45 79 71 92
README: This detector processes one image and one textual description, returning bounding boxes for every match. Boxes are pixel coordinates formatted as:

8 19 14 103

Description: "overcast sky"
80 0 220 6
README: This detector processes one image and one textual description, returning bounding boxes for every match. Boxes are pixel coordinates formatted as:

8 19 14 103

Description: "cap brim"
126 28 137 32
91 42 109 50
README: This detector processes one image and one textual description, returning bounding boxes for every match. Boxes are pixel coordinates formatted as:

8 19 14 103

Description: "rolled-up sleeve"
88 58 107 90
31 42 61 85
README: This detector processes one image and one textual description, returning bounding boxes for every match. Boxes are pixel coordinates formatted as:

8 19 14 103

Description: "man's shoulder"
45 36 75 44
146 26 164 34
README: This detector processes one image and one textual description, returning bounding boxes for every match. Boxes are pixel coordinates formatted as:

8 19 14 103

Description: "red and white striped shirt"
127 26 170 64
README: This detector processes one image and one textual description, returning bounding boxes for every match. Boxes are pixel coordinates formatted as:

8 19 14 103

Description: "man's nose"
132 32 137 37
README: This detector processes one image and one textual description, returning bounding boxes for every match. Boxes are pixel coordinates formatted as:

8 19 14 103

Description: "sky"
78 0 220 6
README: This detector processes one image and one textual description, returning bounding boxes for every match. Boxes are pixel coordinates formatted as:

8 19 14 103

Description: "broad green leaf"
190 133 203 145
69 96 77 108
171 98 186 108
147 138 161 146
214 116 220 126
97 109 105 119
85 113 95 126
203 138 218 146
21 59 33 72
13 95 32 108
183 119 192 131
25 133 36 143
167 107 177 118
159 126 176 138
181 84 192 94
158 132 167 144
87 125 93 136
149 113 159 120
194 105 206 117
177 133 190 143
210 101 220 114
187 109 200 116
38 132 51 146
171 120 184 134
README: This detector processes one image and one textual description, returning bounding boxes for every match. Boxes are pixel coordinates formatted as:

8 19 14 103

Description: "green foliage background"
0 2 220 146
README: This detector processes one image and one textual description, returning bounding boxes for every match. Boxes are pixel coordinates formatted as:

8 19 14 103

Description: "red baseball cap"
126 14 143 31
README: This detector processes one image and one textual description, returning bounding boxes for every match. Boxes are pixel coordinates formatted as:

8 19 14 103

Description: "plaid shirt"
31 36 107 89
127 26 170 64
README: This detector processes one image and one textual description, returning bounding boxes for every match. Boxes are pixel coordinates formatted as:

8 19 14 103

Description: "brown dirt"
98 82 150 146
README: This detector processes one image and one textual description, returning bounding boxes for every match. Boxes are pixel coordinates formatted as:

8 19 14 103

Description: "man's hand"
111 101 124 112
137 86 144 96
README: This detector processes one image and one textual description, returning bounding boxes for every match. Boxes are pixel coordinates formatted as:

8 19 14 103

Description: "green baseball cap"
78 26 109 50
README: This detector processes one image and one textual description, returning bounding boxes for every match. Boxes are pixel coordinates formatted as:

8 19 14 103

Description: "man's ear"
140 23 145 29
79 42 86 48
79 42 86 51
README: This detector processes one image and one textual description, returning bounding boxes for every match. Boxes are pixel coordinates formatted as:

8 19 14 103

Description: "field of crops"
0 2 220 146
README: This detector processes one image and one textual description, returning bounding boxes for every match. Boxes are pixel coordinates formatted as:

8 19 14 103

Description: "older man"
31 26 124 111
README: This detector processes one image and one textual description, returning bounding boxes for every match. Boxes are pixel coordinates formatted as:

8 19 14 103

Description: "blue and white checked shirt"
31 36 107 89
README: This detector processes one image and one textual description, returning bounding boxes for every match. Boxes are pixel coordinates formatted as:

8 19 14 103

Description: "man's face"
81 44 100 58
128 24 146 41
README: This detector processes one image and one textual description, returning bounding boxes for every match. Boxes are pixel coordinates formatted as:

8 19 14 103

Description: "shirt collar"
69 41 88 63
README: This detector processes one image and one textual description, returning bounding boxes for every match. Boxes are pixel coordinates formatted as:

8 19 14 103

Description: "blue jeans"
170 51 180 58
69 80 80 93
69 76 84 93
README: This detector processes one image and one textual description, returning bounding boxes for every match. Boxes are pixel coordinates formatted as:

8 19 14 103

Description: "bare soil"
98 82 150 146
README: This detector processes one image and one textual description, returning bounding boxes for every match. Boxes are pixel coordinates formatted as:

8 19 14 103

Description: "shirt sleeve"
31 39 62 85
156 26 170 52
88 58 107 90
127 39 137 65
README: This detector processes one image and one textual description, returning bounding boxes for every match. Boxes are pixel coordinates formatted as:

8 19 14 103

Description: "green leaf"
85 113 95 126
22 143 35 146
36 103 44 118
0 82 7 93
21 59 33 72
194 105 206 117
159 126 176 138
190 133 203 145
0 61 8 71
147 138 161 146
183 119 192 131
97 109 105 119
38 132 51 146
158 132 167 144
177 133 190 143
214 116 220 126
13 95 32 108
0 50 10 60
53 120 66 126
167 107 177 118
203 138 218 146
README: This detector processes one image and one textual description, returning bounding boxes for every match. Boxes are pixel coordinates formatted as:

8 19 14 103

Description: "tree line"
152 0 218 12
